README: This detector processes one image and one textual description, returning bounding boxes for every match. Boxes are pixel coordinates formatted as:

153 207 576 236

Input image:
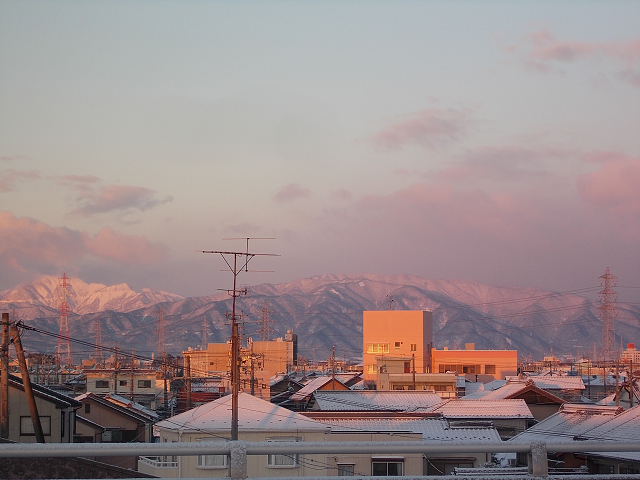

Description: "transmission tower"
57 273 72 366
202 317 208 350
94 316 104 366
599 267 619 362
258 301 274 341
156 307 166 358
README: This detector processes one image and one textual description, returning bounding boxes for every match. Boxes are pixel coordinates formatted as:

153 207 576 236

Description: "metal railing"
1 440 640 478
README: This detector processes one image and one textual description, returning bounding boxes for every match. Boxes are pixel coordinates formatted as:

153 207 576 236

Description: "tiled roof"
312 416 502 442
313 390 443 411
426 399 533 419
155 393 330 433
506 375 584 390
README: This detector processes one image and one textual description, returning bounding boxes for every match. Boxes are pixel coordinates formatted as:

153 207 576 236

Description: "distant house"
424 398 534 439
4 373 80 443
84 368 159 409
463 377 565 421
431 344 518 381
310 390 442 412
509 403 640 474
74 392 158 470
507 373 585 402
281 375 350 410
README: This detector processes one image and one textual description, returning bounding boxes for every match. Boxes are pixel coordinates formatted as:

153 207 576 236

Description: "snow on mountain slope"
0 275 183 315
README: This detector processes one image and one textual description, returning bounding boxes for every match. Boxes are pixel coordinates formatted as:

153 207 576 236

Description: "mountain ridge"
1 273 637 362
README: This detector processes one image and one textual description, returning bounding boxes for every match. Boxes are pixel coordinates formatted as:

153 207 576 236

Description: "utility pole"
1 313 10 439
185 355 192 411
11 322 45 443
202 239 277 441
130 350 135 401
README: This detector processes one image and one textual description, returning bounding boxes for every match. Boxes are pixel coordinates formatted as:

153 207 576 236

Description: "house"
424 398 534 440
463 377 565 421
508 403 640 474
74 392 158 470
507 373 585 402
304 410 502 475
310 390 442 412
3 373 80 443
138 392 332 478
362 310 433 383
84 368 159 409
140 392 502 478
281 375 350 411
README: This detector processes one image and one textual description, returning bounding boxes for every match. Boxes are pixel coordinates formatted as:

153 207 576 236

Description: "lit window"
394 342 401 349
367 343 389 354
366 365 377 374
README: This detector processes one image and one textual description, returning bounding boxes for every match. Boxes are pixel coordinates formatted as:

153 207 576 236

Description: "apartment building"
362 310 433 382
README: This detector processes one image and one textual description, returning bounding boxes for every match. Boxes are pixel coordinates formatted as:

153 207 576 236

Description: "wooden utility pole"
130 350 135 401
1 313 9 439
11 323 45 443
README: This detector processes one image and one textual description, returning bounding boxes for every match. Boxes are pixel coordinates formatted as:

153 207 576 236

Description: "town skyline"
1 2 640 301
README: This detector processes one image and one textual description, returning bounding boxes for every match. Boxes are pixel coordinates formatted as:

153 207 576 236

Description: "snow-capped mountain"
2 273 638 362
0 275 183 315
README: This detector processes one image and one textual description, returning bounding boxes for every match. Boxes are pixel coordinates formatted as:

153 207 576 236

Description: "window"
20 416 51 436
338 464 355 476
394 342 401 349
95 380 109 388
138 379 152 388
404 362 411 373
84 403 91 414
119 380 128 387
410 344 417 352
485 365 496 375
366 343 389 354
197 454 227 468
372 459 403 476
366 365 377 374
267 436 300 467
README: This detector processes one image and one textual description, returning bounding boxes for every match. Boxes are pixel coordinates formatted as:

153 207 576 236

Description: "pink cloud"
371 107 474 151
0 169 40 192
70 184 173 216
273 183 311 203
0 155 30 162
577 156 640 215
85 226 167 264
333 189 353 201
0 211 168 278
515 29 640 87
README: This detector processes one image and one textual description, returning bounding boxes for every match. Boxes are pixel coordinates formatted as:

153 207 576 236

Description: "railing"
137 455 179 469
1 440 640 478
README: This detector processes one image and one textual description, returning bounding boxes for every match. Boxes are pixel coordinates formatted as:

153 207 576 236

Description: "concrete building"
374 356 458 397
621 343 640 365
362 310 433 382
84 369 159 409
431 343 518 381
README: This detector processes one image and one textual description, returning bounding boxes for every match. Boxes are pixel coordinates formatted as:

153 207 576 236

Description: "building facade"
431 344 518 381
362 310 433 382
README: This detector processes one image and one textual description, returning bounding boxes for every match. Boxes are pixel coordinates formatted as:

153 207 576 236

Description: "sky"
1 1 640 301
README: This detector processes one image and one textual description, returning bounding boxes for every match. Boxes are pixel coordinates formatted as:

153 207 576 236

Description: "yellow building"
431 344 518 381
362 310 433 382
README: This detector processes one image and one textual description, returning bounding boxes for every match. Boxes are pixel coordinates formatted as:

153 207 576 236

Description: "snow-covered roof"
425 399 533 419
310 416 502 442
463 379 565 403
105 393 159 420
155 393 330 433
507 375 584 390
509 404 623 444
313 390 442 411
290 376 346 401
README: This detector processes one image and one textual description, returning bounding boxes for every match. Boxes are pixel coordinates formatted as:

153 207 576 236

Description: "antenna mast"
57 273 72 366
202 238 277 441
599 267 619 363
